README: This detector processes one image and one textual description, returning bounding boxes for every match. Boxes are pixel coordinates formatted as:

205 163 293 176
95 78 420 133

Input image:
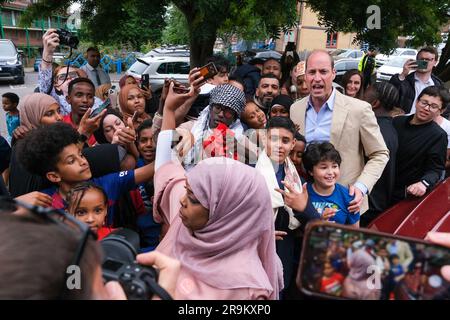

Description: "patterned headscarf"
209 83 246 115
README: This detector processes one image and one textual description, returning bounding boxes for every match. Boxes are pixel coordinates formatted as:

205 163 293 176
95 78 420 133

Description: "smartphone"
141 74 150 90
297 221 450 300
173 84 190 94
416 59 428 70
197 62 218 83
89 98 110 118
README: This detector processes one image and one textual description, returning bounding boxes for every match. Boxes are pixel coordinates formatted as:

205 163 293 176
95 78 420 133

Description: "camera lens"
100 228 141 264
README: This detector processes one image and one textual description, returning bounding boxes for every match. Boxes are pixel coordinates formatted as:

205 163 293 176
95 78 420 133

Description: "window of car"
156 62 190 74
0 41 17 57
335 61 346 72
129 60 150 74
356 51 363 58
346 61 359 69
169 62 190 74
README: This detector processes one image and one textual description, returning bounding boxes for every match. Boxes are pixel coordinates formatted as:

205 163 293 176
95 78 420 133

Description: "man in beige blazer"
290 50 389 213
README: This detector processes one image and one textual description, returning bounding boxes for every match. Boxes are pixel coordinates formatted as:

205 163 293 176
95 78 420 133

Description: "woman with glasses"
152 83 283 299
39 29 103 115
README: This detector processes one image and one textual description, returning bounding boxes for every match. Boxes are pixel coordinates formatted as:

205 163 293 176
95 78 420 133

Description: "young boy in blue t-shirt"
303 142 360 227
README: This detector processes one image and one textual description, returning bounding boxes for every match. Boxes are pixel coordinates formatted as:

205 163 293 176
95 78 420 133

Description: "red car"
368 177 450 239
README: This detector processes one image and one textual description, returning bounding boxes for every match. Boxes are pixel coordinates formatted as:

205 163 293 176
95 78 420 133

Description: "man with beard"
254 73 281 115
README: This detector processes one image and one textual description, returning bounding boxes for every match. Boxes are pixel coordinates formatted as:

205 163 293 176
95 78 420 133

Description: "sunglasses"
212 104 236 119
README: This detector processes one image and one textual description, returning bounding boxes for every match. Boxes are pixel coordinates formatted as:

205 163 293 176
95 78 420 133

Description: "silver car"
126 56 190 94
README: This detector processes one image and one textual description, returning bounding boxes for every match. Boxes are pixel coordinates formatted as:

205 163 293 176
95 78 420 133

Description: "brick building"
275 2 359 56
0 0 68 59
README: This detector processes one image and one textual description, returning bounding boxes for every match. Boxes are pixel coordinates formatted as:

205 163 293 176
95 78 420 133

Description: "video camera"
101 228 172 300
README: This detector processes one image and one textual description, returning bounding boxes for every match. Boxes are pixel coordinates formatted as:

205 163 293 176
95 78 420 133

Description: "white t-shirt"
438 117 450 148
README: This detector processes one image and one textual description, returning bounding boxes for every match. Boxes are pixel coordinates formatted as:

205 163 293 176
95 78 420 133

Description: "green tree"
306 0 450 81
17 0 298 67
173 0 298 66
161 5 189 45
19 0 166 52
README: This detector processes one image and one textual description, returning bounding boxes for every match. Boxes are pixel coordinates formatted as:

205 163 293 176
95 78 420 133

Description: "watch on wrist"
421 179 430 189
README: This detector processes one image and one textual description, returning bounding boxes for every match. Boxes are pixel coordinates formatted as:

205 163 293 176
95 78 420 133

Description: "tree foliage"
306 0 450 81
19 0 166 51
161 5 189 45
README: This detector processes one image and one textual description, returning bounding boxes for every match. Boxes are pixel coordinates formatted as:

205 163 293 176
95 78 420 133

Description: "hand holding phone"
89 98 110 118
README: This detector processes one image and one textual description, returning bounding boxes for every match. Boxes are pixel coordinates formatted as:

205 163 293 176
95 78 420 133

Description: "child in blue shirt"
2 92 20 144
303 142 360 227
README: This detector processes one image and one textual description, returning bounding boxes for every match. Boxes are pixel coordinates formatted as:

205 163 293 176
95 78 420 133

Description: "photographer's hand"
137 251 181 300
42 28 59 69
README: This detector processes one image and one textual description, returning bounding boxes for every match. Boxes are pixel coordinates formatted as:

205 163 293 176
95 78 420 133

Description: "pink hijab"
18 93 59 129
154 157 283 299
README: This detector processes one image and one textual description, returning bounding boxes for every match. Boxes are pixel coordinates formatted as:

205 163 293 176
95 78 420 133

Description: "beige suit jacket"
290 90 389 213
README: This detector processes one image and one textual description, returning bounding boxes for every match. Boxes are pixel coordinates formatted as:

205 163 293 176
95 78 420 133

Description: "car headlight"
7 59 18 65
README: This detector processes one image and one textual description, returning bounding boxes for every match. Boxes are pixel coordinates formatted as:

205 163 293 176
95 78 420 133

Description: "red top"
97 226 115 240
63 113 97 146
320 272 344 296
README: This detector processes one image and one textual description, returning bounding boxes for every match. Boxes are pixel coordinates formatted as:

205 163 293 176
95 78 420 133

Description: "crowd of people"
0 28 449 300
303 229 449 300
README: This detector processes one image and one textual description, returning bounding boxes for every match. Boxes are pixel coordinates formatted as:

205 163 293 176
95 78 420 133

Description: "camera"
56 29 79 49
101 228 163 300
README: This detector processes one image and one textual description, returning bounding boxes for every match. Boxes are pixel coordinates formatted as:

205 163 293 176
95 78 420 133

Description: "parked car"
254 50 282 61
376 55 415 82
126 55 190 94
0 39 25 84
145 45 190 57
333 58 360 85
375 48 418 67
333 49 364 61
34 57 42 72
369 177 450 239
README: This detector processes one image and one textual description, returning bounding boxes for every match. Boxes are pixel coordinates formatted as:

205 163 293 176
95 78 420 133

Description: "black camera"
101 228 169 300
56 29 79 49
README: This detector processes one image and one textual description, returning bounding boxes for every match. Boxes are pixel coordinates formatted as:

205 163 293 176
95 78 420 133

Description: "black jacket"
232 64 261 98
389 72 444 114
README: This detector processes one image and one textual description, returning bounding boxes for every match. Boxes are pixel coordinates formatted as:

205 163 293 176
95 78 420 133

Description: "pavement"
0 69 122 137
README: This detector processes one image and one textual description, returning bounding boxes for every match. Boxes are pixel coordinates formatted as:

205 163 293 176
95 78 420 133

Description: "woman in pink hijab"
152 84 283 299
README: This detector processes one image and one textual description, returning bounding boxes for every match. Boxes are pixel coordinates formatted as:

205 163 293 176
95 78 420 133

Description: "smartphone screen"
298 222 450 300
198 62 218 82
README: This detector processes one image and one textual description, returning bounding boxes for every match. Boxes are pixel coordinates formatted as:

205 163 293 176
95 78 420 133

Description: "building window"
326 32 338 48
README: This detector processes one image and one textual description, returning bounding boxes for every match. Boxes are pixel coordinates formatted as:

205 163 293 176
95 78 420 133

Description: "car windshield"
129 60 150 74
0 43 17 56
385 57 409 67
